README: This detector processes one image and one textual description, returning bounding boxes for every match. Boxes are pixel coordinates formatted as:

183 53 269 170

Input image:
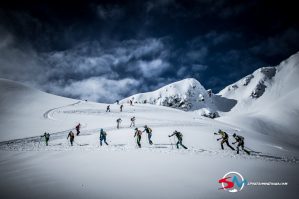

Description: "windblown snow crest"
121 52 299 123
120 78 219 117
219 67 276 99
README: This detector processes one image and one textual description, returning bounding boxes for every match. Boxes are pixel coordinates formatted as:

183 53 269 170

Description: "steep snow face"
121 78 217 112
218 52 299 114
218 52 299 146
218 66 277 112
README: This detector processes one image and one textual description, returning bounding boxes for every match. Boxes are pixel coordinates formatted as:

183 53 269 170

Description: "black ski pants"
100 136 109 146
136 135 141 148
221 139 235 150
176 139 188 149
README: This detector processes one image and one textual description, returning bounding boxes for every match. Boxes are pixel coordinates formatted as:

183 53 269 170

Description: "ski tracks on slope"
1 101 298 164
0 138 298 164
43 101 81 120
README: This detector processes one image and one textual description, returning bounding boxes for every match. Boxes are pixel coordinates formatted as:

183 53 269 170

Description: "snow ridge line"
43 101 81 120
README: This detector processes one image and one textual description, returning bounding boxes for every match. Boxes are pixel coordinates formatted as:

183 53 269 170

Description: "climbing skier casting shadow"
232 133 250 155
134 128 142 148
214 129 235 151
67 131 75 146
143 125 153 145
41 132 50 146
116 118 122 129
168 130 188 149
130 116 136 127
99 129 109 146
75 123 81 136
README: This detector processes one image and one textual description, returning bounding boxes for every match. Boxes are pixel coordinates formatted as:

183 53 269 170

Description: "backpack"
238 135 244 141
220 130 228 139
137 130 142 136
101 131 107 137
177 132 183 138
148 128 152 133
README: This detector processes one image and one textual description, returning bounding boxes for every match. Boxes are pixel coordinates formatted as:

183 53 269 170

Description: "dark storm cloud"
0 0 298 102
41 38 172 102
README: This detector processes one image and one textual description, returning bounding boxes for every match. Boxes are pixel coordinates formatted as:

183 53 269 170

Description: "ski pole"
169 136 173 149
38 137 42 147
173 137 177 149
74 140 82 146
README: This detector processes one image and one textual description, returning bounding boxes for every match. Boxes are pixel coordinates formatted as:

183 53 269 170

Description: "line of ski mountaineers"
40 100 250 155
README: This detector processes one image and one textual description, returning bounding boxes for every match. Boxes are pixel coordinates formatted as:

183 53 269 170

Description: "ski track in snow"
1 101 298 164
43 101 81 120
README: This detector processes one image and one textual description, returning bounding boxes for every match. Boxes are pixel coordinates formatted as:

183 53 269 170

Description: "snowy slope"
0 77 298 198
121 78 218 115
218 67 276 112
218 52 299 147
0 78 78 141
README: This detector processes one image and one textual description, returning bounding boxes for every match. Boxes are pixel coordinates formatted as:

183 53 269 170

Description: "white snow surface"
0 77 298 199
218 52 299 148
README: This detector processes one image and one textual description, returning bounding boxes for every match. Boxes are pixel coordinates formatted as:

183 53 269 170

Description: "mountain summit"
121 78 217 113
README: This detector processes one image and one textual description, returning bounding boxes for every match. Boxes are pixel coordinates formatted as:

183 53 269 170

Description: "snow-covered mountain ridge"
218 52 299 147
219 66 276 100
218 52 299 113
121 52 299 121
120 78 217 113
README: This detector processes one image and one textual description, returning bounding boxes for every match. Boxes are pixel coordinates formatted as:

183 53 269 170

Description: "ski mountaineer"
168 130 188 149
41 132 50 146
67 131 75 146
116 100 119 105
99 129 109 146
130 116 136 127
134 128 142 148
120 104 123 112
143 125 153 145
75 123 81 136
232 133 250 155
215 130 235 151
106 105 111 112
116 118 122 129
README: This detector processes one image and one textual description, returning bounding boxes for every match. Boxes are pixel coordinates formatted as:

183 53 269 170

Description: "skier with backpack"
106 105 111 112
232 133 250 155
214 130 235 151
75 123 81 136
130 116 136 127
168 130 188 149
134 128 142 148
67 131 75 146
99 129 109 146
120 104 123 112
143 125 153 145
116 118 122 129
41 132 50 146
129 99 134 106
